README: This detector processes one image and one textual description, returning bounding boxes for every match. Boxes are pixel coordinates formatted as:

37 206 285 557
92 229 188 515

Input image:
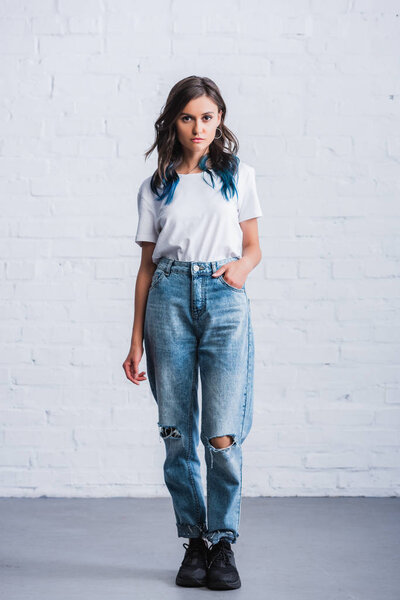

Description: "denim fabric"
143 256 255 545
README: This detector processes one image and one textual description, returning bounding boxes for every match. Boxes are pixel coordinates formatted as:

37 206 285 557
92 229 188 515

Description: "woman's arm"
131 243 157 346
212 218 262 287
239 217 262 271
123 242 156 385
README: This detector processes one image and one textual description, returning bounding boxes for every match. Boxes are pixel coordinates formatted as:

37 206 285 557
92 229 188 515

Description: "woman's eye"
182 115 212 122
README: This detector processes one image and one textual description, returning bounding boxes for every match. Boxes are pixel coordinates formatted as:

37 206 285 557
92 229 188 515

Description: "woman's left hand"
212 258 251 290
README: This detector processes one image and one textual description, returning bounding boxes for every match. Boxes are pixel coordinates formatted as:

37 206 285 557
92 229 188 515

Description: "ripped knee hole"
159 425 181 439
209 435 235 450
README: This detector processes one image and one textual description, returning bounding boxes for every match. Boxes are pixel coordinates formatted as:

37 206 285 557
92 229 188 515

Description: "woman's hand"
123 344 147 385
212 257 251 290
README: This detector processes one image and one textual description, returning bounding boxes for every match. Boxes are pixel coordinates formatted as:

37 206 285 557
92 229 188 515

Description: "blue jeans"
143 256 255 545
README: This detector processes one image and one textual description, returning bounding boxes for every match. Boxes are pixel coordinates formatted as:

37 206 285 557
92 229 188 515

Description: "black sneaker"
175 537 209 587
206 538 241 590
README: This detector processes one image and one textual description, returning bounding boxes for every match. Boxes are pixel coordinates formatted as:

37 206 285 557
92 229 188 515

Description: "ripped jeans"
143 256 255 545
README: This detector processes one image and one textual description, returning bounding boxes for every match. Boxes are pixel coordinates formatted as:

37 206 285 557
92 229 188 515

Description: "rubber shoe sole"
207 573 241 590
176 571 207 587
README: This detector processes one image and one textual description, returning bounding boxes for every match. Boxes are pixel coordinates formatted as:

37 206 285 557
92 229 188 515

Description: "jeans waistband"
156 256 240 275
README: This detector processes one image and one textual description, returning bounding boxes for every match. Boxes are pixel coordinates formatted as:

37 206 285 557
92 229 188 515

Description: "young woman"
123 76 262 591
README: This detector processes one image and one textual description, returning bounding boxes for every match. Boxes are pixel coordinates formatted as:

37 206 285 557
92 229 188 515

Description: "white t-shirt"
134 159 263 264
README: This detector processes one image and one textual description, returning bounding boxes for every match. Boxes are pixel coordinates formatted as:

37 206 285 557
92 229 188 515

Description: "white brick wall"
0 1 399 497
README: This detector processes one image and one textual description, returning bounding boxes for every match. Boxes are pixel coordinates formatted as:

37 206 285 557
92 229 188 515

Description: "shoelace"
208 541 232 567
181 540 207 563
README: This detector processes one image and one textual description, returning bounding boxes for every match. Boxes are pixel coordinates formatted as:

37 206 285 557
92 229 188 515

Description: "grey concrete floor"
0 497 399 599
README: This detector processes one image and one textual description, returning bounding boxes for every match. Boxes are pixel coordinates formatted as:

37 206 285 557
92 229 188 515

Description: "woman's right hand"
123 344 147 385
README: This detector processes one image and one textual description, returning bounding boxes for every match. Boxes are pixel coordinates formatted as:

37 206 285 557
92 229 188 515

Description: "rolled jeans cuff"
176 522 208 538
205 529 238 545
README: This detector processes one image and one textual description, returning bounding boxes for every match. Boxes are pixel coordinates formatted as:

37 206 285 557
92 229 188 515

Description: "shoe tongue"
189 537 204 545
211 538 230 551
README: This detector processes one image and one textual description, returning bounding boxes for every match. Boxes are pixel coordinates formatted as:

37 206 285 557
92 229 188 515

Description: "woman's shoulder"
236 159 256 188
237 158 255 176
137 174 157 200
138 161 256 194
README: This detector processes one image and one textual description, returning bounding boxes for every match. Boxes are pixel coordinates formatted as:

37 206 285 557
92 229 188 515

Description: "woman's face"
175 95 222 155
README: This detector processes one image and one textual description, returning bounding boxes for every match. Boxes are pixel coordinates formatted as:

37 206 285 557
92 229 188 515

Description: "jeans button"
193 265 199 272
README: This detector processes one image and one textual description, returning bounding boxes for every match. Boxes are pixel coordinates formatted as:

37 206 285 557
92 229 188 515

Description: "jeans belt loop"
164 258 173 276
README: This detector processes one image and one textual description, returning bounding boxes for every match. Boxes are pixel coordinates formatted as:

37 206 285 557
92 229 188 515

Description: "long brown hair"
144 76 240 204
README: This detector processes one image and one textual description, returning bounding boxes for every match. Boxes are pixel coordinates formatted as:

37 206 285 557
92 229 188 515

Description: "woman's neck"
177 151 208 174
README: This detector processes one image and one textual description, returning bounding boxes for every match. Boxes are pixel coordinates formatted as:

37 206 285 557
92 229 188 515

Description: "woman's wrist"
131 332 143 348
238 255 255 274
240 247 262 272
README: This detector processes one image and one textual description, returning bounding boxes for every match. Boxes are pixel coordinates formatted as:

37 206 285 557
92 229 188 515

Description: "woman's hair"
144 75 240 205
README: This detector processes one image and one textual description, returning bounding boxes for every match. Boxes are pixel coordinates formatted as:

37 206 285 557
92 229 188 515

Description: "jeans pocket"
218 274 245 293
149 268 165 291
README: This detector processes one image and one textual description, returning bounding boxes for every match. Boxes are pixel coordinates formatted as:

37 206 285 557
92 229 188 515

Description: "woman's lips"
191 138 204 142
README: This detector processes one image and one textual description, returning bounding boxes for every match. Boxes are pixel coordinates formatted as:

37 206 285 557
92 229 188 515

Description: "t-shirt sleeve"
237 166 263 223
134 183 159 247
